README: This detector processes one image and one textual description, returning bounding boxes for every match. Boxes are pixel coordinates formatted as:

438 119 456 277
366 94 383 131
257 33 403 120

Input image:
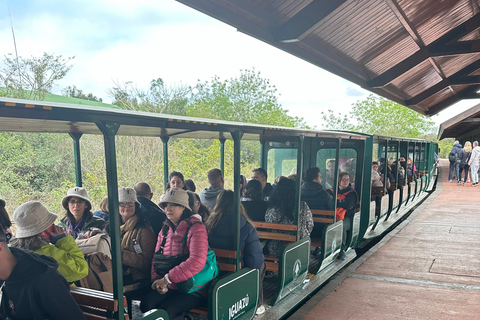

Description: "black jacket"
241 199 267 222
301 182 333 210
263 183 273 199
0 248 85 320
208 212 264 270
137 197 166 237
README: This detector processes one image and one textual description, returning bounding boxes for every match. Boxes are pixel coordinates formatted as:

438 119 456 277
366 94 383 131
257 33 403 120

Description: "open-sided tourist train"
0 97 438 320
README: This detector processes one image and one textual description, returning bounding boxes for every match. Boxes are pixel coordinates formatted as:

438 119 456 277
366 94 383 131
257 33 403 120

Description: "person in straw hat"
57 187 106 239
117 187 155 286
141 187 209 320
9 201 88 283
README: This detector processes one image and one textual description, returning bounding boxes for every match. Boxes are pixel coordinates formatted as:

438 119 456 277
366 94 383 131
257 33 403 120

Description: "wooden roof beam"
273 0 347 42
368 12 480 88
406 59 480 105
425 85 480 116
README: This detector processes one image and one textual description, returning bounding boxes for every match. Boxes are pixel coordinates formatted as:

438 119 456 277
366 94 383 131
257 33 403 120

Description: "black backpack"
449 151 457 163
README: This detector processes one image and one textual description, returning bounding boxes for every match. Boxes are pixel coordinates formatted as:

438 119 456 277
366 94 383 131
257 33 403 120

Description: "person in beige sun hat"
9 201 88 282
57 187 106 239
116 187 155 286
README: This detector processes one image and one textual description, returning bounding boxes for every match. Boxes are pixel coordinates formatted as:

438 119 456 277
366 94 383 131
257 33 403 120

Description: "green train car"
0 98 438 320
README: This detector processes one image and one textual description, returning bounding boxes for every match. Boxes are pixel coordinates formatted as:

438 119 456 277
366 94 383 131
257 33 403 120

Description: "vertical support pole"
294 135 304 241
383 140 389 192
96 121 124 320
232 130 243 272
69 133 83 187
161 137 169 192
219 138 226 174
260 140 267 169
333 138 341 223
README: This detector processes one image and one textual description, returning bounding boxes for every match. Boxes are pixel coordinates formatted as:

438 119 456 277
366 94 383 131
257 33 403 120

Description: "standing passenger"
134 182 166 237
448 140 463 182
200 168 225 210
458 141 472 186
58 187 106 239
468 141 480 187
0 225 86 320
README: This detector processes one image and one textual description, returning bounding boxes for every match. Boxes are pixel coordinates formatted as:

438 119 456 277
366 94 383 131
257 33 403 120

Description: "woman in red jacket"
141 188 208 320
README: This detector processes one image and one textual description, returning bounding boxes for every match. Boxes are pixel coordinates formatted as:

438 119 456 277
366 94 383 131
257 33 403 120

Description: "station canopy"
438 101 480 140
177 0 480 116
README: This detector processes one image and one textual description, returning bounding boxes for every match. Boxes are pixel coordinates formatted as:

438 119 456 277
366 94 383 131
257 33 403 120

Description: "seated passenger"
167 171 187 190
206 190 265 311
301 167 333 210
371 162 383 187
200 168 225 210
93 196 110 221
0 225 86 320
241 180 267 221
325 159 336 188
0 195 13 242
187 191 210 222
134 181 166 237
118 187 156 286
251 168 273 200
141 188 209 319
265 179 314 257
10 201 88 283
57 187 106 239
334 172 358 260
185 179 196 192
239 174 248 195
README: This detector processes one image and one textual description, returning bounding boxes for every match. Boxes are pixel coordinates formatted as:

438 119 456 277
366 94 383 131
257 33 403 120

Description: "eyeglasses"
69 199 86 205
119 202 135 207
341 178 350 182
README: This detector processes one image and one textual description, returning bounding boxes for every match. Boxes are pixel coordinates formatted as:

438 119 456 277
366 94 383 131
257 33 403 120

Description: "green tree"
321 94 437 138
0 53 74 100
62 85 103 102
188 69 306 127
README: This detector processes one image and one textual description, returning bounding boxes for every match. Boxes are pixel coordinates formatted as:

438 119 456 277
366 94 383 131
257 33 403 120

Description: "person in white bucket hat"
57 187 106 239
140 188 212 319
9 201 88 283
117 187 155 287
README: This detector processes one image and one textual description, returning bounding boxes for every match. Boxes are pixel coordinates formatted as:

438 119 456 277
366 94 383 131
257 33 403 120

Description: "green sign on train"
271 238 310 305
209 268 260 320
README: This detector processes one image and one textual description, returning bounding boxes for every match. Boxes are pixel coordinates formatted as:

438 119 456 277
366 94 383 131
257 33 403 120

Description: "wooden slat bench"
71 287 129 320
251 221 298 272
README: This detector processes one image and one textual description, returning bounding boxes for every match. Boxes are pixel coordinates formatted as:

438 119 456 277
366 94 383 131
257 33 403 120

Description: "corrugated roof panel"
391 60 442 98
418 87 454 111
434 53 480 78
399 0 476 45
269 0 312 22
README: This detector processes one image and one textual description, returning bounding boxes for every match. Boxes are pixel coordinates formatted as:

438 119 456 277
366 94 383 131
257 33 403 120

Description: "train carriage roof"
176 0 480 116
0 97 368 141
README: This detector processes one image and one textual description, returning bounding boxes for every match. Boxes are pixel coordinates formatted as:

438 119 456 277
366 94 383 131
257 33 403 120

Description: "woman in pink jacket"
140 188 208 320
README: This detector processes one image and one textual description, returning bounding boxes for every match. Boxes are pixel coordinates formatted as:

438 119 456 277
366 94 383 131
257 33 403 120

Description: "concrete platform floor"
292 159 480 319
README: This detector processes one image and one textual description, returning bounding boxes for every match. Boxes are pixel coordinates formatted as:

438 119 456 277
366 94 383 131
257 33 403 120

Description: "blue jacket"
208 212 264 270
451 143 463 161
301 182 333 210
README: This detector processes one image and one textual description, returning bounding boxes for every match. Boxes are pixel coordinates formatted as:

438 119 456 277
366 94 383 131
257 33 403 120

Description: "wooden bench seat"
311 209 335 224
71 287 129 320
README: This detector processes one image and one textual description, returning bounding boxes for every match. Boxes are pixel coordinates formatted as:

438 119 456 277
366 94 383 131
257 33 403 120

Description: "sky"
0 0 479 130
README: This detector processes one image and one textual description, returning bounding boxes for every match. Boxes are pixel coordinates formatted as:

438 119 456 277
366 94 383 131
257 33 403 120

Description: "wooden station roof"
177 0 480 116
438 101 480 139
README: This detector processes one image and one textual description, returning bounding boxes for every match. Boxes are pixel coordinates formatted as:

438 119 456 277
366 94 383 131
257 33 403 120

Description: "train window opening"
267 147 297 184
316 148 358 192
